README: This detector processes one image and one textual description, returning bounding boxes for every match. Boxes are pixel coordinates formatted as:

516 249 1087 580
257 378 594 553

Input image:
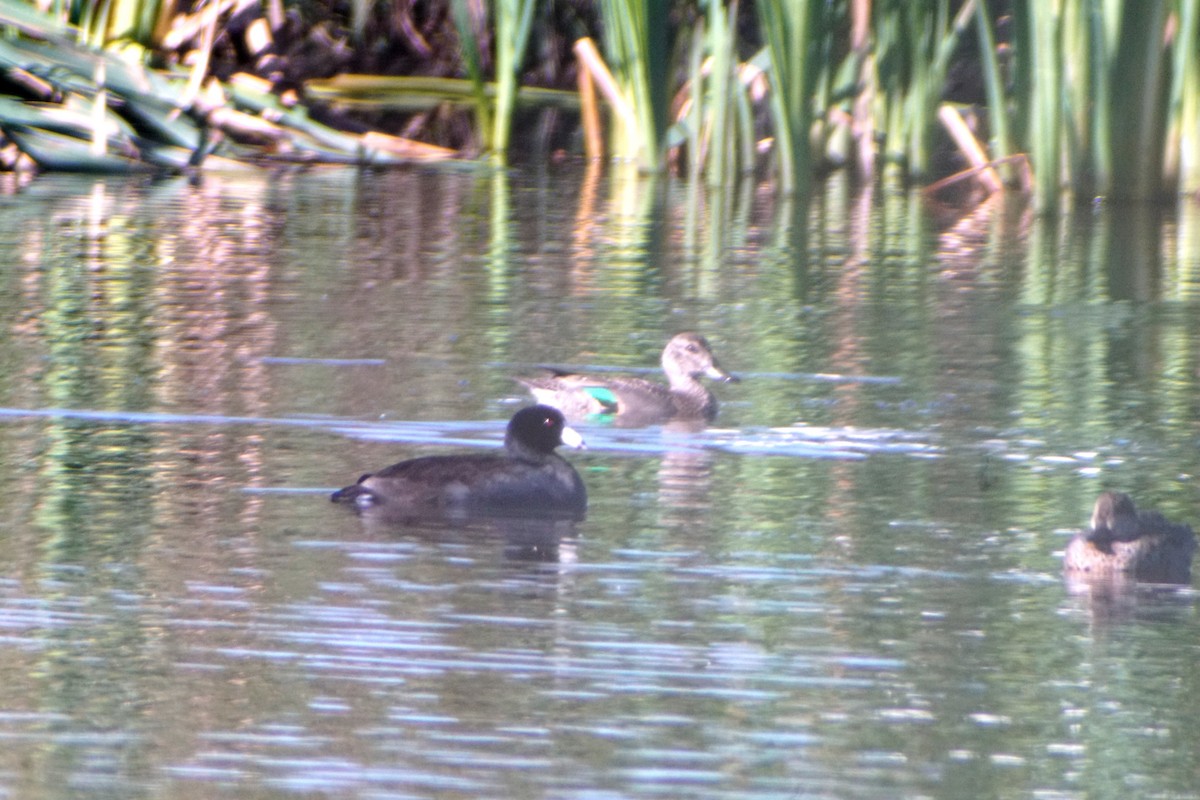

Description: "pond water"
0 164 1198 799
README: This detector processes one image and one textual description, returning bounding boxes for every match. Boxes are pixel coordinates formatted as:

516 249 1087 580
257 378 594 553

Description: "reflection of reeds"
148 179 277 550
11 179 284 555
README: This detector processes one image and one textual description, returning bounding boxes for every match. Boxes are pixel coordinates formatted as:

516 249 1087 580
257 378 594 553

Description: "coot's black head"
507 405 585 454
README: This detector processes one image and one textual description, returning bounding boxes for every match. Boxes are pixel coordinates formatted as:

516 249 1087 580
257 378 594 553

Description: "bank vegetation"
0 0 1197 211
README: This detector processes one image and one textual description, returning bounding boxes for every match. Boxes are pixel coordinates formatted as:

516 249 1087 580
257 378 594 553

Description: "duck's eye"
685 344 699 353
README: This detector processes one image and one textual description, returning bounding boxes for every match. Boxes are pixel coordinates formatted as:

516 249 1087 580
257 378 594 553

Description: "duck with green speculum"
517 332 738 427
1063 491 1196 584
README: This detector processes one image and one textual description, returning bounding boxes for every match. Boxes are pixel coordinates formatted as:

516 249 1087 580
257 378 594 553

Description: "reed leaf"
1022 0 1064 209
595 0 668 168
685 20 704 185
0 0 72 38
972 0 1012 171
451 0 491 150
757 0 819 194
4 125 153 171
492 0 536 157
1079 0 1105 197
704 0 734 187
1169 0 1200 192
305 74 579 111
1106 0 1167 201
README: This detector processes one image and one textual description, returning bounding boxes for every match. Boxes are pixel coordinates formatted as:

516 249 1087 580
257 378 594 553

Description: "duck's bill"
706 364 740 383
560 425 587 449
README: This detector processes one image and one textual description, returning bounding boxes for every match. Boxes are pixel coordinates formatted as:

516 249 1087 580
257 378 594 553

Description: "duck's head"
664 332 739 383
1087 491 1139 545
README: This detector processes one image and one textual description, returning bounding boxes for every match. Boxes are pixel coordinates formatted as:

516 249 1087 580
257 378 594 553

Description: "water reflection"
0 169 1197 798
1064 574 1197 625
349 512 579 564
655 421 716 530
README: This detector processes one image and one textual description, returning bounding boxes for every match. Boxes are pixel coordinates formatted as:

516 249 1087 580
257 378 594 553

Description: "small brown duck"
517 332 738 426
1063 491 1196 583
331 405 587 519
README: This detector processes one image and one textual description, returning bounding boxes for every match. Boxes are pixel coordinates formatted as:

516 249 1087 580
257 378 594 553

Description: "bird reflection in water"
347 504 580 564
655 418 717 530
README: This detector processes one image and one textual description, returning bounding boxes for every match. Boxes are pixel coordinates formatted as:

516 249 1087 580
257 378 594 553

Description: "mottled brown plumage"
517 332 737 426
1063 491 1196 583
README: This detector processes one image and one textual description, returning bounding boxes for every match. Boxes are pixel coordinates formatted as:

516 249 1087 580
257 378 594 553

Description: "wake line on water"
0 407 934 460
0 406 496 442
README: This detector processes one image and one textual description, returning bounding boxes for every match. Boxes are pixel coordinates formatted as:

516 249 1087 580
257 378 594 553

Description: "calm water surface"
0 167 1197 798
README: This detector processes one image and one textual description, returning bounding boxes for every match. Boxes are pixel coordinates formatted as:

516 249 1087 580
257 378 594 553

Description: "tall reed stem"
492 0 535 158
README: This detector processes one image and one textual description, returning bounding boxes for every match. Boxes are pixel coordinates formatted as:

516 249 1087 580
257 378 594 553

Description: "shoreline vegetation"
0 1 1198 212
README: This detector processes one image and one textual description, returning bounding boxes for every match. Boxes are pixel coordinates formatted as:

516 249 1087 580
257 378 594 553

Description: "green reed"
602 0 974 190
1169 0 1200 193
596 0 669 169
71 0 162 49
491 0 536 157
594 1 1200 206
702 0 735 187
1107 2 1168 201
450 0 492 153
756 0 820 194
972 1 1013 172
1013 1 1063 208
1010 0 1200 208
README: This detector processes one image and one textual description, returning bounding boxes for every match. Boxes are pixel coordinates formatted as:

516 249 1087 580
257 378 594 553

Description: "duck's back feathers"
335 453 586 517
516 373 620 417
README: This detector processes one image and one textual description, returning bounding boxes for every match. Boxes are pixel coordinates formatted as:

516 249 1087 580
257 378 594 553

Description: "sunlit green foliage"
596 0 670 170
2 0 1200 208
1006 0 1200 207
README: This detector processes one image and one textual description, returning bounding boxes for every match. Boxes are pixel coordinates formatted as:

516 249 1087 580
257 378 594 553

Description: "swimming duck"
1062 491 1196 583
517 332 737 426
331 405 587 518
